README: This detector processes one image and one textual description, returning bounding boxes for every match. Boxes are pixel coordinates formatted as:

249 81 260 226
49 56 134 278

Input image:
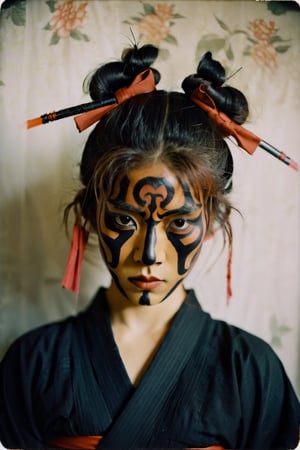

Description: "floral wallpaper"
0 0 299 395
195 15 292 70
0 0 295 64
43 0 90 44
124 3 184 46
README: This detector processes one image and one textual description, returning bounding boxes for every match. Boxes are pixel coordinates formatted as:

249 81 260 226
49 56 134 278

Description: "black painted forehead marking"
133 176 175 209
109 175 202 216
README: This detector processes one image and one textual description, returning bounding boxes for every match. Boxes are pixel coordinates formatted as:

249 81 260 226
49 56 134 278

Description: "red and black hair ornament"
26 96 116 130
26 69 156 132
190 84 298 171
26 74 298 172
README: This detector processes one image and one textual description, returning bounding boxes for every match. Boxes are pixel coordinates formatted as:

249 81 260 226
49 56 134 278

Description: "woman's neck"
105 283 187 386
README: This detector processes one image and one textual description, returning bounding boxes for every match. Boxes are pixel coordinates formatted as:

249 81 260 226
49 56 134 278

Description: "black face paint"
133 177 175 266
134 177 203 275
167 184 203 275
140 291 150 305
160 278 183 303
102 205 135 268
110 271 129 300
100 173 205 306
101 177 134 269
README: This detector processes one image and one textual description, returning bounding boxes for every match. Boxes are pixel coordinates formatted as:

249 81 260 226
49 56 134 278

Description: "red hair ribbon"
191 85 298 171
191 85 261 155
226 242 233 304
74 69 156 132
61 224 89 294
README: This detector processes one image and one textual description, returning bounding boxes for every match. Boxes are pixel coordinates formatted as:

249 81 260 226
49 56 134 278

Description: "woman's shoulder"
0 314 75 376
187 290 286 369
217 317 274 355
1 288 105 366
185 292 299 448
212 312 284 371
204 309 296 396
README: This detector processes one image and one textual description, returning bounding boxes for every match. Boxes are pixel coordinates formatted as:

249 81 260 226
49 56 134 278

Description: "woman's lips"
129 275 164 290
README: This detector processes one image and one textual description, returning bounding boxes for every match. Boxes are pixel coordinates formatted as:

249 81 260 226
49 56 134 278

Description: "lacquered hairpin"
191 85 298 172
26 69 156 132
258 140 298 171
26 97 116 130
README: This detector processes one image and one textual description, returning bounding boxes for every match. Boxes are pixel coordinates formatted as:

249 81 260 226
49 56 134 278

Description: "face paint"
99 164 207 306
132 177 203 275
100 177 135 269
166 185 204 275
133 177 174 266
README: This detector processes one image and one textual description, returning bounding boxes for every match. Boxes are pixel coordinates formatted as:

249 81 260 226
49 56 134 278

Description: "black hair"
65 45 249 244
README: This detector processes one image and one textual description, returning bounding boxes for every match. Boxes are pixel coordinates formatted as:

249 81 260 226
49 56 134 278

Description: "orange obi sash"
49 437 223 450
189 447 224 450
49 436 224 449
49 435 102 449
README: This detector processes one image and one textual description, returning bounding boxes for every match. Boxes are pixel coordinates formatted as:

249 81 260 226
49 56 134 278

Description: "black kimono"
0 288 299 449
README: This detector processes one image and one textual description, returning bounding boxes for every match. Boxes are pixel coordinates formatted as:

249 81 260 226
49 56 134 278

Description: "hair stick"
26 96 116 129
259 140 298 171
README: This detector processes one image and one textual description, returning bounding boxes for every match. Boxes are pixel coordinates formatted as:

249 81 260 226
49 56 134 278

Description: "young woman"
0 44 299 449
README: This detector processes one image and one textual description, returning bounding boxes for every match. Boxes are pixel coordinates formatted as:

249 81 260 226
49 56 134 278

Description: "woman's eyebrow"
159 204 201 218
107 199 144 214
108 200 201 217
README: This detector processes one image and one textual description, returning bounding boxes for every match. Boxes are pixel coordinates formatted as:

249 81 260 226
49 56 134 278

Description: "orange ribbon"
74 69 156 132
49 435 102 449
191 85 261 155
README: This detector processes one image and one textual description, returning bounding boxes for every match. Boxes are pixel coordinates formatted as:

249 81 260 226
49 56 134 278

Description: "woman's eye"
114 215 136 229
169 218 191 233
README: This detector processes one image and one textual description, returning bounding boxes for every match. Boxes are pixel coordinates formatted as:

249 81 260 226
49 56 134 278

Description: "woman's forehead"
108 164 201 211
128 164 179 183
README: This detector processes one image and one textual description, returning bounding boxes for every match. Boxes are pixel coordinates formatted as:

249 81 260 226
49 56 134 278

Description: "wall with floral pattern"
0 0 299 395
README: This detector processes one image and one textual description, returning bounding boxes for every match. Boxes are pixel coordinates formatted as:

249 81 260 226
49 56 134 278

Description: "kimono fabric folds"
0 288 299 448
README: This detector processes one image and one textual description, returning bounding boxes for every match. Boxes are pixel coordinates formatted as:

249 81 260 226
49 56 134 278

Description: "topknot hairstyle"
182 51 249 124
65 45 250 247
84 44 161 101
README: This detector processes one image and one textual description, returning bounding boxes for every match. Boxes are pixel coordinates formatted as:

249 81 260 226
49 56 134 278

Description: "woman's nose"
134 223 164 265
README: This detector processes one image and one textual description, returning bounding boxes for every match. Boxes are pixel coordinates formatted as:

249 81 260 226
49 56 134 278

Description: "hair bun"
197 51 225 87
122 44 159 76
85 44 160 101
182 51 249 125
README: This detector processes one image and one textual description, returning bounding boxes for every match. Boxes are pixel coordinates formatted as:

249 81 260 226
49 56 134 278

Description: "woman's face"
98 163 207 306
